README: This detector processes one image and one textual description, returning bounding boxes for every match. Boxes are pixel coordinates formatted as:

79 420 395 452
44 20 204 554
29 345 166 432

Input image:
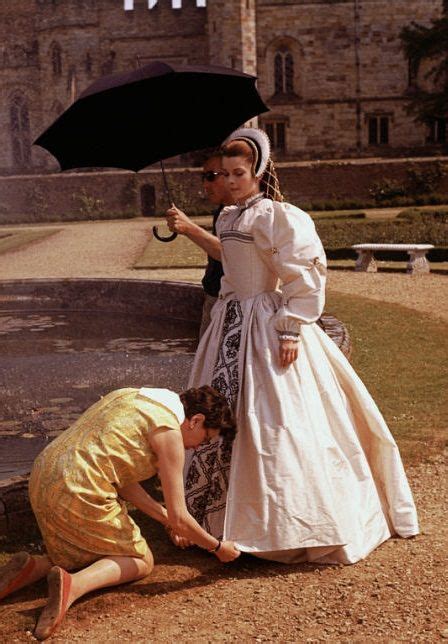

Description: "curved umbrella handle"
152 225 178 243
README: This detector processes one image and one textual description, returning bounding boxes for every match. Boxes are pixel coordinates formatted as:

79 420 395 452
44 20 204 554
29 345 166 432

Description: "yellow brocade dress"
28 388 180 569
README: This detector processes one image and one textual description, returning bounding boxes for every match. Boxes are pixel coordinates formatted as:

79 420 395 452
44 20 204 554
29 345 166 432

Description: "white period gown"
185 195 419 564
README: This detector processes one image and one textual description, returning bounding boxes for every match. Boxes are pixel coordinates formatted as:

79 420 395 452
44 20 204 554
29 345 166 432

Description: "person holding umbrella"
165 151 232 337
184 127 419 565
0 386 239 640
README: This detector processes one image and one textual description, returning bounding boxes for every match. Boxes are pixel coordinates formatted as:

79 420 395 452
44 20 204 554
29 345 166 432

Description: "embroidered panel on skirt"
211 299 243 410
185 300 242 538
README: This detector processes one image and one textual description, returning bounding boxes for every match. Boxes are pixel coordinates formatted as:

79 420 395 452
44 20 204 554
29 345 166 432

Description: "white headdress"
224 127 271 178
223 127 284 202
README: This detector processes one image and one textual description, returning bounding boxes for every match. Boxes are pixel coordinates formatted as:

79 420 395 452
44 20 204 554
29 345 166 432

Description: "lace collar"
235 192 264 210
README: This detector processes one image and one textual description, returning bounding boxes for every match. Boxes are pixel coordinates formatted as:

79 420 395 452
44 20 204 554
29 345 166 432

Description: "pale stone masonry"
0 0 444 174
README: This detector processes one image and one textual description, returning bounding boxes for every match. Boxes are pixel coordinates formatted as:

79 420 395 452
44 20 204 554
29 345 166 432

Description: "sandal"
34 566 72 640
0 552 36 600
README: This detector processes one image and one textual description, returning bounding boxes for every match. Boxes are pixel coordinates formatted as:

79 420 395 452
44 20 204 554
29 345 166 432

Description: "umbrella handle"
152 225 178 242
151 159 177 242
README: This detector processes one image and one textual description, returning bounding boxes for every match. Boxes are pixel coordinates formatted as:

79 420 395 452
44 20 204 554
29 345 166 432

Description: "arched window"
51 42 62 76
10 94 31 167
407 56 419 88
284 52 294 93
274 47 294 95
85 52 93 75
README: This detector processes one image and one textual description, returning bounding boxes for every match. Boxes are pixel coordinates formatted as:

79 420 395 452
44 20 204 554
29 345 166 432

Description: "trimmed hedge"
325 247 448 262
396 207 448 223
315 218 448 248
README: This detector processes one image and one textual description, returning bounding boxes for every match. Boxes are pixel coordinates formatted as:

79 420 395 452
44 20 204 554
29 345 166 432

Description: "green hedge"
315 218 448 247
325 247 448 262
396 207 448 223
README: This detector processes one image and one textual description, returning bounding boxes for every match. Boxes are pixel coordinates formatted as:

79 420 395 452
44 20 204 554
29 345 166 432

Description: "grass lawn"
134 233 447 465
134 233 207 269
0 228 60 255
326 291 447 465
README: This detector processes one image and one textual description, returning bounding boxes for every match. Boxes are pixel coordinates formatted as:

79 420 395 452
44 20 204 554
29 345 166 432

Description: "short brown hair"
180 385 236 441
221 140 255 175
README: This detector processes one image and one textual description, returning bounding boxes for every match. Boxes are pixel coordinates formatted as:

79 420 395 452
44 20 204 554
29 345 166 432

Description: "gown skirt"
184 198 419 564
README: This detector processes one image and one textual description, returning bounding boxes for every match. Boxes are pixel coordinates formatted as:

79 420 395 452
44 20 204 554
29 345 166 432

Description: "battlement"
124 0 206 9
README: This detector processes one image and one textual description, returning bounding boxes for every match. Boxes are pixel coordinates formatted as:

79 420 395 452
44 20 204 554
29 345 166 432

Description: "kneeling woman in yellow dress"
0 386 239 640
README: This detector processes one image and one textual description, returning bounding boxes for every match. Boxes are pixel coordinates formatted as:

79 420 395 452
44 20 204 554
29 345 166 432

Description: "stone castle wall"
2 156 448 224
256 0 443 159
0 0 445 175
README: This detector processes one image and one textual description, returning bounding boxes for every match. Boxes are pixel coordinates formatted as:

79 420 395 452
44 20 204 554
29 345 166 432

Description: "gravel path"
1 451 446 642
0 218 447 642
1 218 447 321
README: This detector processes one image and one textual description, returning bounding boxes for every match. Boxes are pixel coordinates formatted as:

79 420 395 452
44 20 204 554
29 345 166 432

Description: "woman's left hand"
279 339 299 367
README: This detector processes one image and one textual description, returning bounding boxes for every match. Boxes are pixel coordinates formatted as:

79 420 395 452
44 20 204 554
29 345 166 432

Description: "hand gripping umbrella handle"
152 226 177 242
152 159 178 242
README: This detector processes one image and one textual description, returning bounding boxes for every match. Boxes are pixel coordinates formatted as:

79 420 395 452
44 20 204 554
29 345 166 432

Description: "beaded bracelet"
278 334 301 342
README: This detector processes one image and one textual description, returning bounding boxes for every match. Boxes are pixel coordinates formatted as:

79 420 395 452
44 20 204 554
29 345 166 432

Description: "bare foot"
34 566 72 641
0 552 36 600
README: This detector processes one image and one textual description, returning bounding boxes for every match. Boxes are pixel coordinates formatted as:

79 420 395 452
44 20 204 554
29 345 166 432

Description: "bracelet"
278 334 301 342
207 539 222 553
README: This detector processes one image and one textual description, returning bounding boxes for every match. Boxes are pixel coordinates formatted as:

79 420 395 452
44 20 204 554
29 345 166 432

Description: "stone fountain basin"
0 278 350 536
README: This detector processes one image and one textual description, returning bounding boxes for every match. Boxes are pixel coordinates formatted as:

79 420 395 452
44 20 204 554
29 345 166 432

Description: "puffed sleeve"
252 200 326 333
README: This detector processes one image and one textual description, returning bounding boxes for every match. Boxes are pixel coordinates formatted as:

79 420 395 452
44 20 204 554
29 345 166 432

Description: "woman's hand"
215 540 241 563
279 339 299 367
165 525 193 549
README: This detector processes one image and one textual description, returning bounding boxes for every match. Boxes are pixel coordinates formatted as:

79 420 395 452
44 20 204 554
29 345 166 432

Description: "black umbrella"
34 61 268 240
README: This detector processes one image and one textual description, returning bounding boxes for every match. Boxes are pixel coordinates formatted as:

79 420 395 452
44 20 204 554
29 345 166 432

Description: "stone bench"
352 243 434 274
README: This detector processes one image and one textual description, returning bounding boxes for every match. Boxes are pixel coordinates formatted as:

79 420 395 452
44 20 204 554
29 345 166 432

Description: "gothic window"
265 121 287 152
368 115 390 145
407 56 419 88
101 51 116 75
274 54 283 94
10 94 31 167
274 47 294 95
51 42 62 76
428 118 446 144
85 52 93 75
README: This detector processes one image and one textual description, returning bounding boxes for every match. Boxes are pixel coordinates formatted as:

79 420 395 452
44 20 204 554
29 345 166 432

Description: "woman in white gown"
184 127 419 564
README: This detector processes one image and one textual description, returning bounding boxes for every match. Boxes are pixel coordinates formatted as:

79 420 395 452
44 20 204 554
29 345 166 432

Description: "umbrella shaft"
160 159 173 206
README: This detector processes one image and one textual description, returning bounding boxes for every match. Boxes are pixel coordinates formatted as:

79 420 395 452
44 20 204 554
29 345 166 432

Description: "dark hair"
180 385 236 441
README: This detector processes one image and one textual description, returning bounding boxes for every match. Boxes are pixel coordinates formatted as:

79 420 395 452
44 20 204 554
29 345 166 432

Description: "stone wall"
0 0 208 174
1 156 448 224
0 167 208 222
257 0 443 159
0 0 445 175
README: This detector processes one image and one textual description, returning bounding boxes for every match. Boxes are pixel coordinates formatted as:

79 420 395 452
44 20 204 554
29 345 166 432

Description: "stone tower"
206 0 257 76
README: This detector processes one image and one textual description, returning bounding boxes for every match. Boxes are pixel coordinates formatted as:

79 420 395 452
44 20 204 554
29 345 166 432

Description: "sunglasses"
201 170 224 183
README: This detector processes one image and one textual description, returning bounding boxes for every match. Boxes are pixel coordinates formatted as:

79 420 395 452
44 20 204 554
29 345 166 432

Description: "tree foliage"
400 16 448 122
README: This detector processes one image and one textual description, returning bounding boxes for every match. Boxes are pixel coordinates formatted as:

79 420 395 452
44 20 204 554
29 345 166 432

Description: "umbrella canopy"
34 61 268 172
